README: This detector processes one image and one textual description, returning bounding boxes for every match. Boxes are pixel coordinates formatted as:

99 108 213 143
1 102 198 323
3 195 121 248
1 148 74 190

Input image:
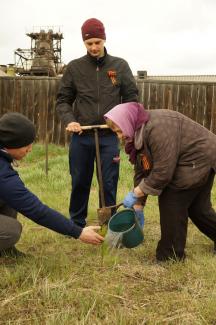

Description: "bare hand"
133 186 144 198
79 226 104 245
66 122 83 134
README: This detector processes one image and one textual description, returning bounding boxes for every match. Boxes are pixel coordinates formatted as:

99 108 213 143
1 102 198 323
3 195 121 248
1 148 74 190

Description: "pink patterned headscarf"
104 102 149 138
104 102 149 164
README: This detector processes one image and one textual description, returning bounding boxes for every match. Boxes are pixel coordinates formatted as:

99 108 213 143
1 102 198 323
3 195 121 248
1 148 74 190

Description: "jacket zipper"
96 65 100 118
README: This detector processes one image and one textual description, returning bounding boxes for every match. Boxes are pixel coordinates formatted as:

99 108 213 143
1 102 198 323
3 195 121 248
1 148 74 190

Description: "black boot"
0 246 26 258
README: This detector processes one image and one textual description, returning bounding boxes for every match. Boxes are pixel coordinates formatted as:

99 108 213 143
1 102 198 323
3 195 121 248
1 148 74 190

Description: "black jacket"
56 49 138 126
0 149 82 238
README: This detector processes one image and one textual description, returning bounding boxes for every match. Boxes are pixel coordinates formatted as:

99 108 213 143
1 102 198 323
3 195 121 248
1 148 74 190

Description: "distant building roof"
136 71 216 83
147 75 216 82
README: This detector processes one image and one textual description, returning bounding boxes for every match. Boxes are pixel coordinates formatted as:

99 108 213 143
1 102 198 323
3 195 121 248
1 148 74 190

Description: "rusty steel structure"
14 26 64 76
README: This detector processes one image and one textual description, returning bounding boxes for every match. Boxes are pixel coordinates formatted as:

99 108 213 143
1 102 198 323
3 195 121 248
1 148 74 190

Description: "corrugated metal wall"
1 76 216 145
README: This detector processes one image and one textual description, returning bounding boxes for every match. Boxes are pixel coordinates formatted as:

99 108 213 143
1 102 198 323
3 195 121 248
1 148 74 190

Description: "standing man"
56 18 138 228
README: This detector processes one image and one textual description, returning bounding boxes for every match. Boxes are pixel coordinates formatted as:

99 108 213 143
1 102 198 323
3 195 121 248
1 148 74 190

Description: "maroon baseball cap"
81 18 106 41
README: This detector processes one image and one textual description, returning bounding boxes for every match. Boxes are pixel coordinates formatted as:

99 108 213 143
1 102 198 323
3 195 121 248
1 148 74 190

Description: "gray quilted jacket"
134 109 216 196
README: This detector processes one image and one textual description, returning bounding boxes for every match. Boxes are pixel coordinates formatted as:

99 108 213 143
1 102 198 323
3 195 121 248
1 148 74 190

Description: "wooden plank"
146 82 151 110
0 78 2 115
210 85 216 133
47 78 68 145
205 85 213 131
54 78 66 145
33 78 40 141
196 85 206 126
163 84 173 110
190 84 197 122
136 80 145 105
14 78 22 113
7 78 15 112
171 84 179 112
1 78 14 114
152 83 157 109
38 79 49 142
47 78 55 143
0 78 6 114
156 83 164 109
186 84 193 119
21 78 35 120
177 84 185 115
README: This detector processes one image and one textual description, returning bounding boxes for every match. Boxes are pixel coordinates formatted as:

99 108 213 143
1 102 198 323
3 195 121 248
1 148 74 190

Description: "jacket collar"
0 147 13 163
86 47 107 66
134 124 146 150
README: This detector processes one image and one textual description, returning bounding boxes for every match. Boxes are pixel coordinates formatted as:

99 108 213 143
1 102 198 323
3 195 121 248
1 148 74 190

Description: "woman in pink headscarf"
104 102 216 262
105 102 149 230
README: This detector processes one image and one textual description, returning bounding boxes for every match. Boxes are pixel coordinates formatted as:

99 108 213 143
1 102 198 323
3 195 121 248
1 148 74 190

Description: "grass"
0 143 216 324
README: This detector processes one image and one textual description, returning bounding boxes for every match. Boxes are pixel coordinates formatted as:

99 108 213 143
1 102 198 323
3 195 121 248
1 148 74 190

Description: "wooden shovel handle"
81 124 109 130
105 203 123 210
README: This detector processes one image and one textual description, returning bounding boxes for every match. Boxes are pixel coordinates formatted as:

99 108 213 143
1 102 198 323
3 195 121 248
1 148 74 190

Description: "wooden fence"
137 78 216 133
0 76 67 145
0 76 216 145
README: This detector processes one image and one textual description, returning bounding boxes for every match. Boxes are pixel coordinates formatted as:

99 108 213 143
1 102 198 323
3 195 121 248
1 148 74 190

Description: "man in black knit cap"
0 112 103 257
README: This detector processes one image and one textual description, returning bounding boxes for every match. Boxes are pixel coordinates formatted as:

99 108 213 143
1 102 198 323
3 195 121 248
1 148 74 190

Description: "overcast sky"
1 0 216 75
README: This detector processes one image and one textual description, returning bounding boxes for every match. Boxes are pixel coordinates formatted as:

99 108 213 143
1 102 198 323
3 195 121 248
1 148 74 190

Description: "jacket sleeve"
138 122 180 196
120 60 138 103
0 168 82 239
56 64 77 126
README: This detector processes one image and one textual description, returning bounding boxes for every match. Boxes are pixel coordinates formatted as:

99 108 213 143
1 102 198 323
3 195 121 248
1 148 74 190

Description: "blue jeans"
69 133 120 227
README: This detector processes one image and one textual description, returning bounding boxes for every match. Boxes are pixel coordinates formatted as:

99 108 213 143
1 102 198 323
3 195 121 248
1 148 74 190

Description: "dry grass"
0 144 216 324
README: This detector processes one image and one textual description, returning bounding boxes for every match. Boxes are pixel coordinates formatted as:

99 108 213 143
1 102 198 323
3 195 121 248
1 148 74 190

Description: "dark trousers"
0 201 22 251
69 133 120 227
156 171 216 261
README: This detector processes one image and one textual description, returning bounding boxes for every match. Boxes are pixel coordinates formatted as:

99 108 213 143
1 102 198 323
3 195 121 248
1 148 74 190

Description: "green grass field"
0 144 216 324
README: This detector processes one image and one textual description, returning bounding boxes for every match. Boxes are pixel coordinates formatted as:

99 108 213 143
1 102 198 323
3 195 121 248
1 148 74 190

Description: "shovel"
81 124 122 225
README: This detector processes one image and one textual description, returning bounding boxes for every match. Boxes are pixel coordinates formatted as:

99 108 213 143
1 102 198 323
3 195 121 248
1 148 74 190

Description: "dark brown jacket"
134 109 216 196
56 49 138 126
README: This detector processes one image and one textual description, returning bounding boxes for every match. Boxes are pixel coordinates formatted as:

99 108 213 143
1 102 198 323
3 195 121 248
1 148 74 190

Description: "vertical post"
45 131 49 176
94 128 106 208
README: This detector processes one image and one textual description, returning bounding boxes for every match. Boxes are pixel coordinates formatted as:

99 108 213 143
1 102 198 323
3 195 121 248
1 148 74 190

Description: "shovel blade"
97 207 112 226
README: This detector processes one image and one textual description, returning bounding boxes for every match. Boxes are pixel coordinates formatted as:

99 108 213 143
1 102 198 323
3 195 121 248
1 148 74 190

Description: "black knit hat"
0 112 36 148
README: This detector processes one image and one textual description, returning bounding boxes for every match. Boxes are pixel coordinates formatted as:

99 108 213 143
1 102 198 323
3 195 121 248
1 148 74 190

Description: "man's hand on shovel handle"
66 122 83 134
66 123 109 134
79 226 104 245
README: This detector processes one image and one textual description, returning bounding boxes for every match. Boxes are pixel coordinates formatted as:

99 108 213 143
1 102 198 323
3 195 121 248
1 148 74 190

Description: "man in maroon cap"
56 18 138 228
